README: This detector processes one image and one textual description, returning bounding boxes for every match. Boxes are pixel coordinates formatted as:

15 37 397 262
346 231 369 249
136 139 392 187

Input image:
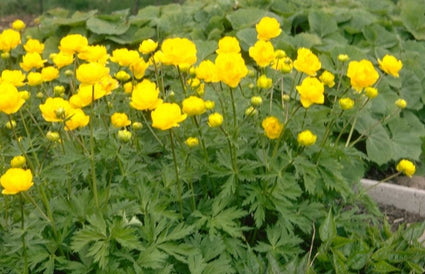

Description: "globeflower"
64 108 89 131
196 60 219 83
255 16 282 41
69 84 107 108
256 75 272 89
51 51 74 69
130 79 163 111
76 62 110 85
249 40 275 67
20 52 46 71
118 129 132 142
182 96 206 116
364 87 378 99
378 54 402 78
297 130 317 146
10 155 26 168
293 48 321 76
185 137 199 148
39 97 74 122
1 69 26 87
396 159 415 177
161 37 197 67
0 29 21 52
58 34 88 54
216 36 241 54
1 168 33 195
77 45 109 64
262 116 284 140
346 60 379 92
339 97 355 110
319 70 335 88
296 77 325 108
110 48 140 67
12 19 26 31
41 66 60 82
129 58 149 79
208 112 223 128
0 82 26 114
395 98 407 109
151 103 187 130
27 72 43 86
215 52 248 88
111 112 131 128
139 39 158 54
23 39 44 54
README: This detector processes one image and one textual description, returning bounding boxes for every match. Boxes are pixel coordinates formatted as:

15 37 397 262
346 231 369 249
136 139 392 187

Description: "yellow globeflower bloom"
195 60 219 83
378 54 402 78
77 45 109 64
364 87 378 99
0 29 21 52
12 19 26 31
395 98 407 109
39 97 73 122
338 54 349 62
41 66 59 82
110 48 139 67
111 112 131 128
339 97 355 110
346 60 379 92
130 79 163 111
130 58 149 79
256 16 282 41
115 70 131 82
27 72 43 86
10 155 26 168
69 83 106 108
319 70 335 88
1 168 33 195
297 130 317 146
23 39 44 54
205 100 215 110
161 37 197 67
294 48 321 76
256 75 272 89
123 82 133 94
208 112 223 128
216 36 241 54
151 103 187 130
1 69 25 87
20 52 46 71
296 77 325 108
51 51 74 69
396 159 415 177
251 96 263 106
215 52 248 88
0 82 25 114
139 39 158 54
58 34 88 54
185 137 199 148
182 96 206 116
262 116 284 140
249 40 275 67
64 108 89 131
76 62 110 85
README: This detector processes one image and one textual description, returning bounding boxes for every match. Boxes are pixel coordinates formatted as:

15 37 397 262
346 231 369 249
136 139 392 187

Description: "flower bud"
256 75 272 89
297 130 317 146
274 49 286 59
64 69 74 77
338 54 349 62
251 96 263 106
132 122 143 130
5 120 16 129
12 19 26 30
36 92 44 99
54 85 65 96
339 97 355 110
282 94 290 102
185 137 199 148
1 52 10 59
364 87 378 99
245 106 258 116
205 100 215 110
395 98 407 109
118 129 132 142
115 70 131 81
55 107 65 119
208 112 223 127
123 82 133 94
396 159 415 177
46 131 60 142
10 155 26 168
19 91 30 101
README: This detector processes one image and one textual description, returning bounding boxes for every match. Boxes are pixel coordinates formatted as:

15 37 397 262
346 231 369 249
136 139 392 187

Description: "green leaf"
400 0 425 40
137 246 168 270
373 260 400 273
188 254 207 274
53 10 98 26
308 10 338 38
107 26 155 45
362 24 398 49
400 70 424 110
86 17 130 35
319 210 336 242
225 8 269 30
236 28 257 52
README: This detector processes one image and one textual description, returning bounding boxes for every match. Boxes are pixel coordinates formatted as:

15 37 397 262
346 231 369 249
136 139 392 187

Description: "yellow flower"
115 70 131 82
118 129 132 142
77 45 109 64
41 66 59 82
319 70 335 88
27 72 43 86
20 52 46 71
271 56 293 73
129 58 149 79
255 16 282 41
338 54 349 62
216 36 241 54
51 51 74 69
132 121 143 130
123 82 133 94
339 97 355 110
139 39 158 54
23 39 44 54
215 52 248 88
20 91 30 101
185 137 199 148
39 97 73 122
245 106 258 116
208 112 223 127
151 103 187 130
346 60 379 92
395 98 407 109
0 82 25 114
364 87 378 99
54 85 65 96
205 100 215 110
110 48 140 67
256 75 272 89
161 37 197 67
249 40 275 67
58 34 88 54
296 77 325 108
182 96 206 116
0 29 21 52
195 60 219 83
10 155 26 168
396 159 415 177
64 108 89 131
12 19 26 31
297 130 317 146
251 96 263 106
1 168 33 195
46 131 60 142
1 69 25 87
130 79 163 111
378 54 402 78
294 48 321 76
262 116 283 140
111 112 131 128
76 62 110 85
69 83 107 108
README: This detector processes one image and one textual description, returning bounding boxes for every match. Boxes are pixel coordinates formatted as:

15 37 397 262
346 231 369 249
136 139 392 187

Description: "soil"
0 14 38 30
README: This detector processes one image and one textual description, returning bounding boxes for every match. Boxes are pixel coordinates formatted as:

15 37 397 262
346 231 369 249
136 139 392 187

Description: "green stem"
104 145 122 206
19 193 28 274
8 115 36 173
23 192 50 223
141 112 164 147
177 66 187 96
169 130 183 218
89 85 99 208
219 126 237 175
229 87 237 130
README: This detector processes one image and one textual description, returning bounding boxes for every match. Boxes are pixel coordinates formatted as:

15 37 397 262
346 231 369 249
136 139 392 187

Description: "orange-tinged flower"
27 72 43 86
256 16 282 41
41 66 59 82
0 29 21 52
77 45 109 64
130 79 163 111
76 62 110 85
161 37 197 67
64 108 89 131
151 103 187 130
262 116 283 140
1 168 33 195
347 60 379 91
110 48 139 67
215 52 248 88
1 70 25 87
296 77 325 108
111 112 131 128
139 39 158 54
51 51 74 69
39 97 74 122
182 96 206 116
249 40 275 67
20 52 46 71
130 58 149 79
0 82 25 114
297 130 317 146
58 34 88 54
195 60 219 83
294 48 321 76
23 39 44 54
216 36 241 54
378 54 402 78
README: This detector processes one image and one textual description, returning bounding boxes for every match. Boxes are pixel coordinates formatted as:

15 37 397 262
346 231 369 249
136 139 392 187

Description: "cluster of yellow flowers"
0 16 416 195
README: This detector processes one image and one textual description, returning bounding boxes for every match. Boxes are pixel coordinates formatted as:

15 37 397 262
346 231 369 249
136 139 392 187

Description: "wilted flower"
1 168 33 195
0 82 26 114
111 112 131 128
347 60 379 92
185 137 199 148
294 48 321 76
208 112 223 128
151 103 187 130
255 16 281 41
296 77 325 108
139 39 158 54
249 40 275 67
161 37 197 67
182 96 206 116
262 116 284 140
396 159 415 177
297 130 317 146
339 97 355 110
378 54 402 78
216 36 241 54
130 79 163 111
